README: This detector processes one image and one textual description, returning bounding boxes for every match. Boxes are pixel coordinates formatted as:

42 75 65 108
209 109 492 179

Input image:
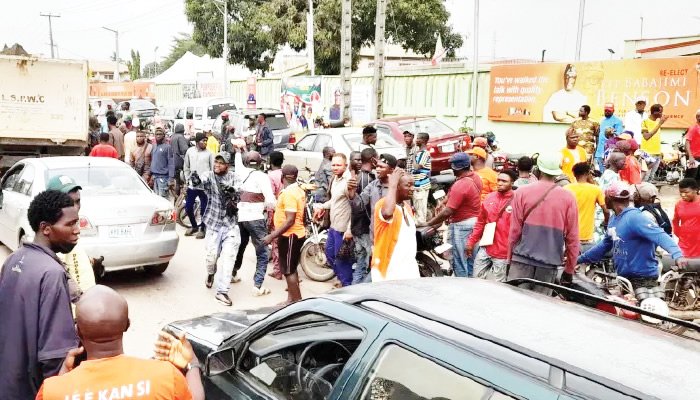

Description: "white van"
174 97 236 133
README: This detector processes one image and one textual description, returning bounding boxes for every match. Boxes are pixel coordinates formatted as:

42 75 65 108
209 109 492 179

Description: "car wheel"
147 262 169 275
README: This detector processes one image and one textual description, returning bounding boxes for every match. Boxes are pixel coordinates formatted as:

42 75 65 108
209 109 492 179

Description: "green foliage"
126 49 141 81
184 0 463 75
159 33 209 73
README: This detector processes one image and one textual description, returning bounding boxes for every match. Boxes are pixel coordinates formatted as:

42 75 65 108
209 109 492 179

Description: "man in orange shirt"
89 132 119 159
468 147 498 201
264 165 306 303
36 285 203 400
561 127 587 183
617 139 642 184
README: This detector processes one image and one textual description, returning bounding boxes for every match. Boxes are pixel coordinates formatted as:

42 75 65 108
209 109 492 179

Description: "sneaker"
252 286 271 296
184 228 198 237
215 292 232 306
205 274 214 288
231 275 242 283
195 230 205 240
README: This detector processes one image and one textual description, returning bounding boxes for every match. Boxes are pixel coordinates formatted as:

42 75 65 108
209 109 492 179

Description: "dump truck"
0 55 89 170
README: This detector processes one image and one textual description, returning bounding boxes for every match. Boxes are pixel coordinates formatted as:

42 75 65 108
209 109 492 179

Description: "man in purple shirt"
0 190 81 399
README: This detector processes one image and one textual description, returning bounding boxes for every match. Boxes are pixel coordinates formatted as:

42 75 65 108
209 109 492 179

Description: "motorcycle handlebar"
661 258 700 273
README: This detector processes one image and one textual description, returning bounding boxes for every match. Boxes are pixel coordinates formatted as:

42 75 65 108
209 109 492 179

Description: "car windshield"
208 103 236 119
343 132 399 148
398 118 454 138
47 166 151 196
127 100 157 111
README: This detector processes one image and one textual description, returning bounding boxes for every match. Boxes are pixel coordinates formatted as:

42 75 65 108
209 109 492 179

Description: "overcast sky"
3 0 699 67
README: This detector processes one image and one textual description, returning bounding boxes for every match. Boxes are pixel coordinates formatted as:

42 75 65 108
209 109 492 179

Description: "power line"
39 12 61 58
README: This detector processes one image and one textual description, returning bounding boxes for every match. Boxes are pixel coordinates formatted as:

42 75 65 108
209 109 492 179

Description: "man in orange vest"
561 127 587 183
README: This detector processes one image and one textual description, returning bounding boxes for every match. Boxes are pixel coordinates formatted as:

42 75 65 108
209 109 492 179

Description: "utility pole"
340 0 352 122
307 0 315 75
575 0 585 61
40 12 60 58
102 27 120 82
470 0 479 133
371 0 388 120
222 0 228 97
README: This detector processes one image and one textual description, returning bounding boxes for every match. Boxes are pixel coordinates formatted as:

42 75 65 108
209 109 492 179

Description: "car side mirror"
287 143 297 151
205 348 235 377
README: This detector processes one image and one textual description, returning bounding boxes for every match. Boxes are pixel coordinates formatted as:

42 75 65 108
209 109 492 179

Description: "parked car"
369 116 471 172
117 99 158 119
165 278 700 399
281 127 404 178
211 108 293 149
0 157 179 277
174 97 236 133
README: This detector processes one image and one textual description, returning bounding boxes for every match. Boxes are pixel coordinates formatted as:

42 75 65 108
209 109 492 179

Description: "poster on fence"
281 76 321 131
488 57 700 128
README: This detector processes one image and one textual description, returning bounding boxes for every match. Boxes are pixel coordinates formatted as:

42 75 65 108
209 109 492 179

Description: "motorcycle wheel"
177 200 200 229
416 253 444 277
300 236 334 282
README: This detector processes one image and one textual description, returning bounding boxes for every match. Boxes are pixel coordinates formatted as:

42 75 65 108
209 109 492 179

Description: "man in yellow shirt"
565 162 609 251
206 130 220 154
561 127 587 183
641 103 669 182
467 147 498 201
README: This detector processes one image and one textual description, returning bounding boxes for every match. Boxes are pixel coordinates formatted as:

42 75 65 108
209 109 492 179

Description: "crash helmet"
640 297 669 324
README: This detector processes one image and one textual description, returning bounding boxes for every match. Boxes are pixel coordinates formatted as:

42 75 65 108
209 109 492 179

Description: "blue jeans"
153 175 169 198
643 156 661 182
449 218 477 277
351 233 371 284
326 228 354 286
185 188 208 230
233 219 270 288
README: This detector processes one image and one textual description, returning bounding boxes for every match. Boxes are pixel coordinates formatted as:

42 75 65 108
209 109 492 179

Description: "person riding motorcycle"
576 181 688 290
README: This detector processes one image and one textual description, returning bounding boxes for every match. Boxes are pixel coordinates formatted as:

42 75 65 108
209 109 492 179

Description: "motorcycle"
415 226 453 277
650 140 686 185
659 256 700 322
427 172 455 221
298 179 333 282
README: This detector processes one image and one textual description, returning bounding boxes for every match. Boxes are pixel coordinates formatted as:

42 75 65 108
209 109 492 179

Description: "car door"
0 164 29 249
284 134 317 179
308 134 333 174
202 299 388 400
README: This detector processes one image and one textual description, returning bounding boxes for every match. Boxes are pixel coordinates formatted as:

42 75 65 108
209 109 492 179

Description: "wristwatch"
183 362 201 373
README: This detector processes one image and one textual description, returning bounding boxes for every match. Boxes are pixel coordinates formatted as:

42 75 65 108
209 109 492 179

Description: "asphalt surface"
0 225 333 358
0 186 683 357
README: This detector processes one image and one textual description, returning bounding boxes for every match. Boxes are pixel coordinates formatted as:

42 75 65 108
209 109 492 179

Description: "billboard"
281 76 321 131
488 57 700 129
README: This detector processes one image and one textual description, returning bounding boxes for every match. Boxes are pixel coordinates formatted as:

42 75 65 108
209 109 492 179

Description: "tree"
126 49 141 81
184 0 463 75
142 61 161 79
159 32 208 73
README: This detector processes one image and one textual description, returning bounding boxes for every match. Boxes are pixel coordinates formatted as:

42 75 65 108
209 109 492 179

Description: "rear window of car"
47 167 151 196
343 132 400 148
398 118 455 138
208 103 236 119
266 115 289 130
128 100 156 111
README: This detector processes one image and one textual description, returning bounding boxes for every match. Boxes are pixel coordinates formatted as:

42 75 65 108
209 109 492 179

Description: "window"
194 107 203 119
47 166 150 196
398 119 454 139
266 115 289 130
239 313 364 400
312 135 333 152
176 108 185 119
343 132 400 149
1 166 24 192
295 134 316 151
564 373 636 400
15 164 35 195
208 103 236 119
186 107 194 120
374 124 392 136
360 344 490 400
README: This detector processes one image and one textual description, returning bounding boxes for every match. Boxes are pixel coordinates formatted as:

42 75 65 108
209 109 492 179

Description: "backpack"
640 204 672 236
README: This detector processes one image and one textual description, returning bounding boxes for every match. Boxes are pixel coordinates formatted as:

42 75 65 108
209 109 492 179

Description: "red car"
368 116 471 172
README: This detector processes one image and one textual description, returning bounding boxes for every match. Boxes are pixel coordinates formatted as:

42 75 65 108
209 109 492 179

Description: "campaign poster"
281 76 321 131
488 57 700 128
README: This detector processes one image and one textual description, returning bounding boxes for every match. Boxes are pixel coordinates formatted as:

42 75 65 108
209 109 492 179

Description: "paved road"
0 225 333 358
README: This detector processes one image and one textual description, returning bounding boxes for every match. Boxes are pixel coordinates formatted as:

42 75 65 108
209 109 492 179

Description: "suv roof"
325 279 700 399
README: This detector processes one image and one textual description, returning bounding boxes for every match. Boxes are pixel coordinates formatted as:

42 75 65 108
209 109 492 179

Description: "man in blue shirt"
150 128 175 198
596 103 624 172
578 181 688 290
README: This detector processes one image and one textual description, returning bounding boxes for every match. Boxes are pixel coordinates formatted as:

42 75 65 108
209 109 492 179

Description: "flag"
431 34 447 66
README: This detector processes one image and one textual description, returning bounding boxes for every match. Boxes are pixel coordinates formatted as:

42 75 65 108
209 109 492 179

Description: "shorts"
278 234 306 275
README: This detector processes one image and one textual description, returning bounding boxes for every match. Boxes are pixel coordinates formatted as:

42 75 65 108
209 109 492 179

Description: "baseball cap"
635 96 648 104
46 175 82 194
604 103 615 111
466 147 487 160
215 151 231 164
194 132 207 142
473 137 488 148
221 111 229 118
174 123 185 134
449 152 471 170
123 114 133 122
245 151 263 166
606 181 632 199
281 164 298 177
536 152 564 176
378 154 398 168
634 182 659 201
402 130 414 136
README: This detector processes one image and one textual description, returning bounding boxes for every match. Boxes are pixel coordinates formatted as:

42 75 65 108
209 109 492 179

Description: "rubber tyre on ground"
300 236 334 282
177 201 200 229
417 253 444 277
147 262 169 275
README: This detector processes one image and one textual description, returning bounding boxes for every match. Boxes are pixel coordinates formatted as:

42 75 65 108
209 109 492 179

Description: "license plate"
108 225 133 238
440 144 455 153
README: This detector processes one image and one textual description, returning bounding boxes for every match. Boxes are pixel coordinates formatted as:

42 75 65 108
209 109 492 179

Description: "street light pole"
102 26 119 82
154 46 159 77
222 0 228 97
575 0 585 61
307 0 315 75
470 0 479 133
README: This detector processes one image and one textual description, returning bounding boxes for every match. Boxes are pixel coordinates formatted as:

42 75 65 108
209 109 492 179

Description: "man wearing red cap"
597 103 623 172
473 137 495 169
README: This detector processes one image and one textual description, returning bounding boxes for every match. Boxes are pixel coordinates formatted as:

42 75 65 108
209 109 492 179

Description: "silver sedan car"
0 157 179 276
